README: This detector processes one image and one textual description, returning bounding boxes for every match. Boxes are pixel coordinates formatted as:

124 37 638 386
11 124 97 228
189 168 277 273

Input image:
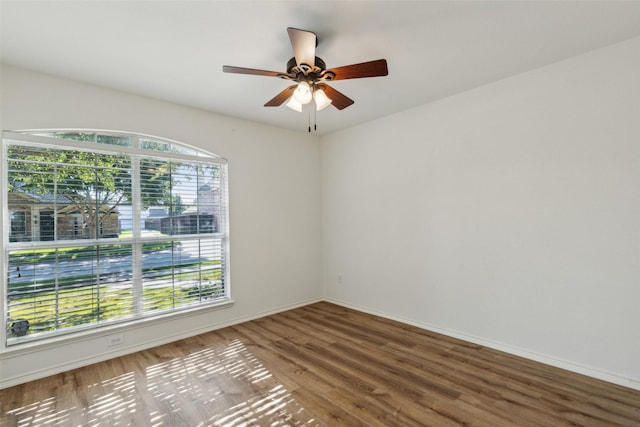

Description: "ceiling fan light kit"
284 83 331 112
223 27 388 131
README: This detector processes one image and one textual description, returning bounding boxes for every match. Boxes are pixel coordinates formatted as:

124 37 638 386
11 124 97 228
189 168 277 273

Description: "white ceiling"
2 1 640 135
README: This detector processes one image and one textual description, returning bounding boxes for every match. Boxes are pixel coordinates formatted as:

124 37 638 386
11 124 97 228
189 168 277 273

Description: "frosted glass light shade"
286 97 303 112
314 88 332 111
293 82 312 104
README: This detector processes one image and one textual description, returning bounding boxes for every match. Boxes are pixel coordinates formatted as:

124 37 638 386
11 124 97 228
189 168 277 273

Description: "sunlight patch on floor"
2 338 316 426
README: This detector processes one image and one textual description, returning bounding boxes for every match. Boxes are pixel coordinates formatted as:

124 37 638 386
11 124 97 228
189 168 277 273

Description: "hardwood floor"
1 302 639 426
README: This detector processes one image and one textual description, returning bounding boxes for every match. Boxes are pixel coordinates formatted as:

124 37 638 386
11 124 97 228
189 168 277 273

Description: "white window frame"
1 130 231 346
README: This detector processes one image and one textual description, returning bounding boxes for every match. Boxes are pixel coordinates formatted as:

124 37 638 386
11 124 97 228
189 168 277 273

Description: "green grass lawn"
7 270 224 337
7 236 224 338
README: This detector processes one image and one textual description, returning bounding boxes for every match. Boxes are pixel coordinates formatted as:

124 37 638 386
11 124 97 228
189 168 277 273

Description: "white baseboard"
324 298 640 392
3 296 637 392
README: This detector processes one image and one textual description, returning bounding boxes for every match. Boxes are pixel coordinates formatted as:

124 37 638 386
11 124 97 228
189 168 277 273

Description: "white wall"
0 65 323 387
3 36 640 391
322 36 640 389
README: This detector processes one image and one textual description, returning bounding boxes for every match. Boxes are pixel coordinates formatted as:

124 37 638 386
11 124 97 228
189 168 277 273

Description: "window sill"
2 299 234 356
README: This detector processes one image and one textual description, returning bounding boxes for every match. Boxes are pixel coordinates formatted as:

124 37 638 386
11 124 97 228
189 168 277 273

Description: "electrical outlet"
107 334 124 347
337 273 343 284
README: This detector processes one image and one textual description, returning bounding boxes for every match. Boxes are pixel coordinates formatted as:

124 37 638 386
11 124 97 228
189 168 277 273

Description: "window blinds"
3 131 229 343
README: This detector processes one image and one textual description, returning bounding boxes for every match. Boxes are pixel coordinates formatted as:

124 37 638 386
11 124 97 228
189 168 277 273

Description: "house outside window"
2 130 230 344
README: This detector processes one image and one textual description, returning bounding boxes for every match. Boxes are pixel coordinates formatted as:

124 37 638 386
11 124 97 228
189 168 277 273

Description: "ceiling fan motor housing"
285 57 335 82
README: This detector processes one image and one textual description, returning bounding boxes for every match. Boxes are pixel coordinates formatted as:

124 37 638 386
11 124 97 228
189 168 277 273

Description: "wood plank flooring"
1 301 639 426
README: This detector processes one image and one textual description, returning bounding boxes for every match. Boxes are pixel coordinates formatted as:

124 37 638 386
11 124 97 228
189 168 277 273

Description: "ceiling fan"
223 27 388 114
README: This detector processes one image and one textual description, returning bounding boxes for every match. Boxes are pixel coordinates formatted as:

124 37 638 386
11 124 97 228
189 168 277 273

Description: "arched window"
2 130 229 344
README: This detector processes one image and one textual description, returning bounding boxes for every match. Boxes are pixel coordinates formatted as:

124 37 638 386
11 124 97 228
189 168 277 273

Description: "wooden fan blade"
325 59 388 80
287 27 316 67
265 85 297 107
316 83 354 110
223 65 283 77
